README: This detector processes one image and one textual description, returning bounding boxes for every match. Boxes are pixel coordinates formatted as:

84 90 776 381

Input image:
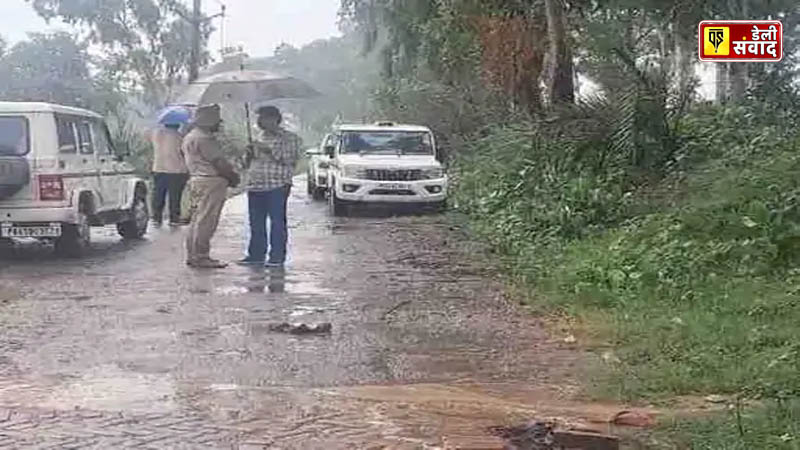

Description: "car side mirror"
324 145 335 158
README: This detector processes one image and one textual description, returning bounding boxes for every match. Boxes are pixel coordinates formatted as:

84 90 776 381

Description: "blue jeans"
152 173 189 222
246 186 290 263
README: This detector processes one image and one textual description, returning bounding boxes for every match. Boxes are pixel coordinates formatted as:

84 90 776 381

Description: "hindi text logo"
698 20 782 62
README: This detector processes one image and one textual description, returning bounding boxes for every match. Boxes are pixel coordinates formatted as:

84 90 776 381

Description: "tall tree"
544 0 574 103
340 0 550 112
727 0 749 102
715 62 728 105
27 0 212 105
0 32 100 109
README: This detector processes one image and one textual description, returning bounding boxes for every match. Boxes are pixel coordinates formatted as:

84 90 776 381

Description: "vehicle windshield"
0 117 29 156
341 131 434 155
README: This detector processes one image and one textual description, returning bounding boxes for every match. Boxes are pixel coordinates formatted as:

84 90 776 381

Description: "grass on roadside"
451 104 800 447
650 400 800 449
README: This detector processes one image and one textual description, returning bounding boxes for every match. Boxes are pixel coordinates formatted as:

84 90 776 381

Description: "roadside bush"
372 76 521 163
454 102 800 406
106 102 154 176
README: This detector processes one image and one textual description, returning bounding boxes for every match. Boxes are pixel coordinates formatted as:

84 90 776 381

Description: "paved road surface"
0 178 588 449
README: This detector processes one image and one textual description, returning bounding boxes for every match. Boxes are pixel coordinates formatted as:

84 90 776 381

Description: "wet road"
0 178 593 449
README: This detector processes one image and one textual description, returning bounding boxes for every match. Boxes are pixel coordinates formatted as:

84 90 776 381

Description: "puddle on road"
284 278 337 296
213 272 337 298
215 285 250 296
287 303 341 317
209 383 239 391
0 285 20 304
39 364 176 413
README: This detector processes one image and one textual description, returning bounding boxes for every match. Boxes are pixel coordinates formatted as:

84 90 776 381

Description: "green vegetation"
341 0 800 446
450 71 800 450
455 103 800 402
655 400 800 449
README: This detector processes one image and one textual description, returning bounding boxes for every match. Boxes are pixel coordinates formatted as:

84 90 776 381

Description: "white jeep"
0 102 149 256
305 132 334 201
325 122 447 215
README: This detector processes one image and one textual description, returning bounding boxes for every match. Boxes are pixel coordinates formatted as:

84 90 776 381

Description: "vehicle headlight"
318 161 330 169
342 165 364 178
422 167 444 179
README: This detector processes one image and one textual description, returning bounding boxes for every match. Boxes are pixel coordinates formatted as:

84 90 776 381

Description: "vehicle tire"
329 185 348 217
312 186 326 201
55 211 91 258
117 193 149 240
435 199 448 213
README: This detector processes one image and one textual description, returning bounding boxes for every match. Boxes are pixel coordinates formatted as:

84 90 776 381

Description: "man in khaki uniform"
182 104 240 269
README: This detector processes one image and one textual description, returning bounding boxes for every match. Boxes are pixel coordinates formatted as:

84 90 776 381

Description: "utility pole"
189 0 202 83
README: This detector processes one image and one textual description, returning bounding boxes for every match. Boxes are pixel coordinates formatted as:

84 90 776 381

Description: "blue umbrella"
157 106 191 126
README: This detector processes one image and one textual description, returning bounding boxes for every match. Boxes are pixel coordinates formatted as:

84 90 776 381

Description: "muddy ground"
0 179 627 449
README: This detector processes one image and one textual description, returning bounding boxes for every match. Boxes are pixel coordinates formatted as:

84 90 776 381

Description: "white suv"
305 133 334 201
0 102 149 256
325 122 447 215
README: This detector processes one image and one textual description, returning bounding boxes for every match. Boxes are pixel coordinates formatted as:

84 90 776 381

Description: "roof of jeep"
0 102 103 119
335 123 432 133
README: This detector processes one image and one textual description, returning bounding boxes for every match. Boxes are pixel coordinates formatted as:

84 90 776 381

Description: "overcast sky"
0 0 714 98
0 0 342 58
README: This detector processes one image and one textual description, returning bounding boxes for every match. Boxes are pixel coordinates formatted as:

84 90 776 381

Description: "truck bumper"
0 206 78 224
334 176 448 204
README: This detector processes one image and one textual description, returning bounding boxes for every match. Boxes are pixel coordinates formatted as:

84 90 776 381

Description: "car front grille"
364 169 423 181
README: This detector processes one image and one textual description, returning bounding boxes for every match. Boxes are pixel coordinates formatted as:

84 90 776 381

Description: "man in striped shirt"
239 106 302 267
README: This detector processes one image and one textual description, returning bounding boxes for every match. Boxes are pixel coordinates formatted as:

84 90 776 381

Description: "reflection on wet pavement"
40 364 176 413
0 176 591 448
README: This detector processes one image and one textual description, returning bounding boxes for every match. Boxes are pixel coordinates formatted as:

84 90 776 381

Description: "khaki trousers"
185 176 228 263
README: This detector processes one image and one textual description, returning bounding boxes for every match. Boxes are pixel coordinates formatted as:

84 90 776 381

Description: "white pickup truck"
305 133 334 201
324 122 447 215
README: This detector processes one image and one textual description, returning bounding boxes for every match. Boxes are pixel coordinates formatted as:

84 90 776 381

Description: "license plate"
1 224 61 238
379 183 410 190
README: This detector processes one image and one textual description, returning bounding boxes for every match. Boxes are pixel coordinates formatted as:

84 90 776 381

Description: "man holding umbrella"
175 69 318 267
152 106 191 226
238 106 302 267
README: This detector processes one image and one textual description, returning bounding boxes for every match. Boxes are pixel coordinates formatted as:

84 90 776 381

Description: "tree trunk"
660 23 672 78
544 0 574 104
729 62 747 101
673 29 694 103
715 62 728 104
727 0 748 101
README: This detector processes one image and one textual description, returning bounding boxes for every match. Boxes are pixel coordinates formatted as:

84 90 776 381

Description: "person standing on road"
238 106 302 267
151 120 190 226
182 104 240 269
